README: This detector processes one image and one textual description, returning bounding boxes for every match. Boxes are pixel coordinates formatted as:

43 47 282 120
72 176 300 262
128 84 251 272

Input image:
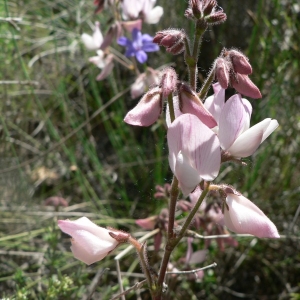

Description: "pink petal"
179 86 217 128
232 73 262 99
204 82 225 123
189 249 208 264
240 97 252 132
71 238 108 265
135 216 157 230
224 194 279 238
218 94 248 150
96 55 114 81
167 114 220 196
58 217 119 265
124 87 162 126
227 118 274 157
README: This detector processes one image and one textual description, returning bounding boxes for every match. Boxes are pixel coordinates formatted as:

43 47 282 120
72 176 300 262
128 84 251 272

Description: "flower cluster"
57 1 281 298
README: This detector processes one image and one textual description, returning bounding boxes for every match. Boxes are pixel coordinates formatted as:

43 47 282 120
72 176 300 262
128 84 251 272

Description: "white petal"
261 119 279 142
174 151 201 196
144 6 164 24
228 118 272 157
81 33 98 50
93 23 103 48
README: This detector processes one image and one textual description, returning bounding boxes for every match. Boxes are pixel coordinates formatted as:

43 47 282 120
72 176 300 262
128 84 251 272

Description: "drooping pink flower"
135 216 157 230
58 217 127 265
81 21 103 51
89 51 114 81
223 193 280 238
204 83 279 158
124 86 162 126
167 114 221 196
130 67 160 99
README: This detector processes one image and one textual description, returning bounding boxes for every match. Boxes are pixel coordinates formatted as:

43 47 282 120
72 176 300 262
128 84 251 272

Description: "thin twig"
0 80 39 85
116 260 126 300
110 280 147 300
114 228 160 261
166 262 217 275
82 268 109 300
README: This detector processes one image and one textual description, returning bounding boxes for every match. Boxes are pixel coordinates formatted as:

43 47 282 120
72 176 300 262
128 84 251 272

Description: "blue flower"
117 28 159 64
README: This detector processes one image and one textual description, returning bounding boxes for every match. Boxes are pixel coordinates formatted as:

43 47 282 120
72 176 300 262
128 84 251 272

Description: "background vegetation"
0 0 299 299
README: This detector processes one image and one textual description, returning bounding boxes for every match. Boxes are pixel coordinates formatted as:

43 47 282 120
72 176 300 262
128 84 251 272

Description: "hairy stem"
128 237 155 298
198 66 216 100
184 21 207 91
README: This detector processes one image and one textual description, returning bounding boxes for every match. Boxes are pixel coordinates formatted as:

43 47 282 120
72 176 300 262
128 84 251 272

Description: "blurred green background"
0 0 299 299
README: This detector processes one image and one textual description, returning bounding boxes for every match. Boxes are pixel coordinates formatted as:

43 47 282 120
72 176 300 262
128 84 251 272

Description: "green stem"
167 177 179 239
198 67 216 100
176 182 210 242
167 94 176 123
155 182 210 300
184 21 207 90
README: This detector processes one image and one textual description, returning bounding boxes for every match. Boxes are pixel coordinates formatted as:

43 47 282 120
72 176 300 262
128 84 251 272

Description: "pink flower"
81 22 103 50
223 193 280 238
205 83 279 158
89 51 114 81
130 67 160 99
58 217 126 265
124 86 162 126
167 114 221 196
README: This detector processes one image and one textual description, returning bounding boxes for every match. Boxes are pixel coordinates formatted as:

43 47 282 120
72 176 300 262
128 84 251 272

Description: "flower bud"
189 0 202 19
215 57 230 89
206 10 227 25
45 196 68 208
227 49 252 75
153 29 186 55
203 0 217 16
231 73 262 99
160 67 178 97
184 8 194 19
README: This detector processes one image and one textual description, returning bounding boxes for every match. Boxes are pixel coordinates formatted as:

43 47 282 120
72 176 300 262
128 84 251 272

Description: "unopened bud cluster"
153 29 186 55
185 0 226 25
214 49 261 98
